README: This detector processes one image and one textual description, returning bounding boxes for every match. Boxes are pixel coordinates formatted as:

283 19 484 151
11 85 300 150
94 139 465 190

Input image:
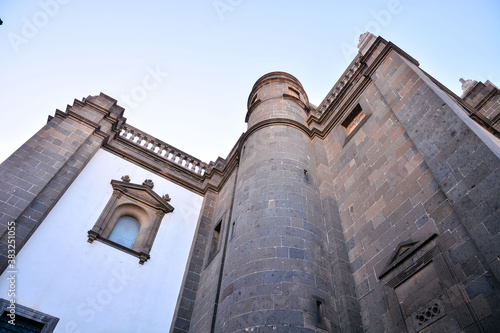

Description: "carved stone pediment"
378 234 437 280
111 179 174 214
88 177 175 264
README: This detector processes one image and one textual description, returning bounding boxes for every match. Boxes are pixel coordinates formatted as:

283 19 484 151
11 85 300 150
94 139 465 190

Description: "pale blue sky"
1 0 499 163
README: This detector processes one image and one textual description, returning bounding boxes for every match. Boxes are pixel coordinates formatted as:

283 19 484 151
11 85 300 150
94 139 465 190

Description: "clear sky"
1 0 499 163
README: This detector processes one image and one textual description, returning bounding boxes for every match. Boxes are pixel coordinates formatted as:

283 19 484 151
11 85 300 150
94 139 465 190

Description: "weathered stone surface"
0 93 124 272
3 36 499 333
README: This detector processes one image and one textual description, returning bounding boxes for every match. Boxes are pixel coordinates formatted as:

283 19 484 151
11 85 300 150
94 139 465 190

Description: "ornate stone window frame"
0 298 59 332
87 176 174 264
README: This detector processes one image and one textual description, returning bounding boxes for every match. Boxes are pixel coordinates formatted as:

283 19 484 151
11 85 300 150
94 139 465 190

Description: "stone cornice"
243 118 311 142
103 137 208 196
309 77 372 140
98 40 408 196
314 57 363 117
52 109 101 130
79 35 500 200
283 94 310 112
307 37 423 141
245 99 262 122
247 72 308 108
102 123 237 196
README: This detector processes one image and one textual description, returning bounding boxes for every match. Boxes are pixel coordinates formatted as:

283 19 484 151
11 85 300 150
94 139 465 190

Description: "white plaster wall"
0 149 203 333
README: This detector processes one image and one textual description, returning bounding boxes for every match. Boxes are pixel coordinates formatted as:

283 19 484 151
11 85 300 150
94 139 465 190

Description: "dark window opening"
230 221 236 239
342 104 365 134
209 220 222 259
0 311 44 332
316 300 323 325
251 94 258 104
0 299 58 333
288 87 300 99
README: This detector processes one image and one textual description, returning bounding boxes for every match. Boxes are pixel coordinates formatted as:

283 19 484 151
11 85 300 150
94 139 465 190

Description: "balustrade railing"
118 125 208 176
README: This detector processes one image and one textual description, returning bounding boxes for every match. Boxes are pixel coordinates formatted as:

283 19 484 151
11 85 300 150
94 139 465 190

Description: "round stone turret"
215 72 337 331
245 71 310 127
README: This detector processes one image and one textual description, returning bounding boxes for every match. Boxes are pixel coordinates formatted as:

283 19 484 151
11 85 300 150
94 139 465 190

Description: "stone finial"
162 194 171 202
357 32 377 56
459 78 477 94
121 175 131 183
142 179 154 189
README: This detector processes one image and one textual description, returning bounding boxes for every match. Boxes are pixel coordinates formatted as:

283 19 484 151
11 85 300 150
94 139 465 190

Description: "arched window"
108 216 140 249
87 177 174 264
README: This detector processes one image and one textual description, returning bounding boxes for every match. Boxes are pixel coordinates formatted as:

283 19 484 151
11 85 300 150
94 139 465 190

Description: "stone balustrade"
118 125 208 176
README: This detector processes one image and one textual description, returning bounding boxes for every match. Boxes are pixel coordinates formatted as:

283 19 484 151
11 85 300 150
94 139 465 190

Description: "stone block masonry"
171 35 500 332
213 73 339 332
2 33 499 333
0 94 125 272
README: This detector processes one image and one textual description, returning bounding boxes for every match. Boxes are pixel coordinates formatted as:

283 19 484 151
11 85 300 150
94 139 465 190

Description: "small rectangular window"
213 222 221 249
208 220 222 260
251 94 258 104
342 104 365 134
230 221 236 239
288 87 300 99
316 300 323 325
0 299 59 332
0 311 45 332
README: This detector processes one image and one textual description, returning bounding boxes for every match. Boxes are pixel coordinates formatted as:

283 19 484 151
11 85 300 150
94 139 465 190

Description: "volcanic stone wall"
323 49 500 332
172 38 500 333
463 80 500 131
212 73 338 332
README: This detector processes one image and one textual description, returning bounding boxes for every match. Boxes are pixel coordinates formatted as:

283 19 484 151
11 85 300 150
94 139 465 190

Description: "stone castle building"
0 33 499 332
